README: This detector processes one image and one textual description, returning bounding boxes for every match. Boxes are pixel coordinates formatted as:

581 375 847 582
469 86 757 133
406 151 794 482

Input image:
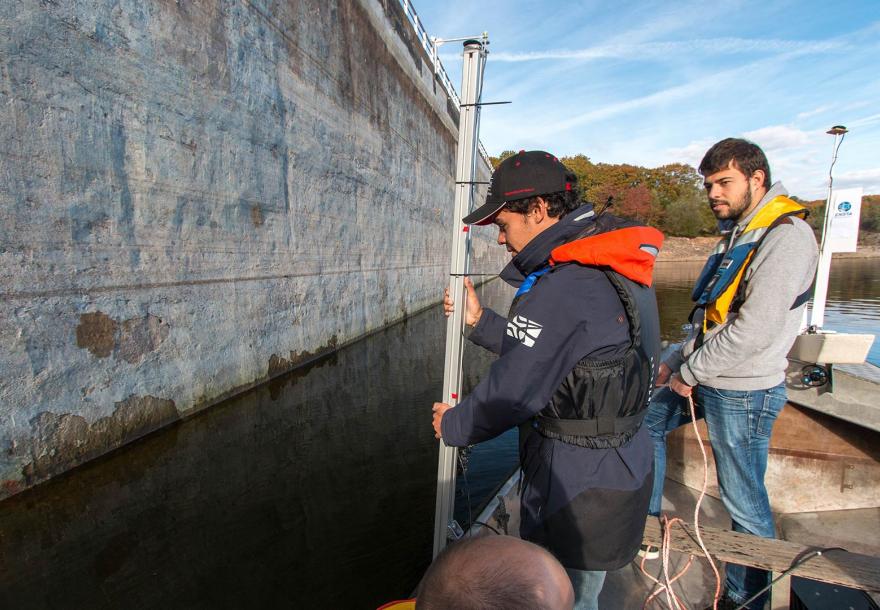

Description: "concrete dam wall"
0 0 501 499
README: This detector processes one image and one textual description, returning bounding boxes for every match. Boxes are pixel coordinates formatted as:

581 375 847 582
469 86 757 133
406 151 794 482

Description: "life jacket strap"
535 411 645 437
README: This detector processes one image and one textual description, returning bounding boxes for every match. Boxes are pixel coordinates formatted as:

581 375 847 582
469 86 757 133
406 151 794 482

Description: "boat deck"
471 474 880 609
787 361 880 433
462 362 880 607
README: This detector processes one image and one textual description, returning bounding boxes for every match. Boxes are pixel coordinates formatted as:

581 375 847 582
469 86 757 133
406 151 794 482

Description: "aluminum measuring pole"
809 125 848 329
433 38 488 559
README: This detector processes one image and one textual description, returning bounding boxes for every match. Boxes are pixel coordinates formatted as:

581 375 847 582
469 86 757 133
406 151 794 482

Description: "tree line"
796 194 880 237
489 151 879 239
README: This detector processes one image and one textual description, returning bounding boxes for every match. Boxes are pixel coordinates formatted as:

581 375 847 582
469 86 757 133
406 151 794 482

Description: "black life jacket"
536 270 660 448
512 215 662 449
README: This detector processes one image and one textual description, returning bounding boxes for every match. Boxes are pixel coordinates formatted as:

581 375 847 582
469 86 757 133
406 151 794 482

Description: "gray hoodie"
667 182 819 391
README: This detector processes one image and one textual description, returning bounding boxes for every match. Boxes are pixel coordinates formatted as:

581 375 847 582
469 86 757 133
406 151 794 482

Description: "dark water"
820 258 880 365
0 259 876 609
0 280 512 610
653 257 880 365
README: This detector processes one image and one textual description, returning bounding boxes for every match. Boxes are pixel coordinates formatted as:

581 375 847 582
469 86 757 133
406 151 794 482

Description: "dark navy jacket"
441 204 658 570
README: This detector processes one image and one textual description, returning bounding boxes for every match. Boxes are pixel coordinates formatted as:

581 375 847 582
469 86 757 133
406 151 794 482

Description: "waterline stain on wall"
268 334 340 378
18 395 178 487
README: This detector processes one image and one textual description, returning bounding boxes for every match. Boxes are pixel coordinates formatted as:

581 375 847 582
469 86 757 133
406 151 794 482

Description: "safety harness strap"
535 411 645 437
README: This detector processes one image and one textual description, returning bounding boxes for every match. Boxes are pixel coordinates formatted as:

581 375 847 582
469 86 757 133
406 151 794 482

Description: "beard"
711 187 752 221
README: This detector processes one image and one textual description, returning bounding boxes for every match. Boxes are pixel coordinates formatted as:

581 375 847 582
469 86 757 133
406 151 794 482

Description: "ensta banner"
826 187 863 253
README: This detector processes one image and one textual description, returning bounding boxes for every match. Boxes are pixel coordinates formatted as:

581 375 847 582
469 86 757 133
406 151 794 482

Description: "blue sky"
412 0 880 199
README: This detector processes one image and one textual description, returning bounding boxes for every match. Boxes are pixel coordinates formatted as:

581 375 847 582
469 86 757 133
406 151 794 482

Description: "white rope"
642 392 722 609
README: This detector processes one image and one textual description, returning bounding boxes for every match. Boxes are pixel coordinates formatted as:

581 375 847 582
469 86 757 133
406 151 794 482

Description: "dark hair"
699 138 771 188
504 170 582 218
416 537 563 610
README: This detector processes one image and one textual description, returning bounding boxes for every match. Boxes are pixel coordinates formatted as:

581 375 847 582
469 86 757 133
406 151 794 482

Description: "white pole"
810 128 846 328
433 39 487 559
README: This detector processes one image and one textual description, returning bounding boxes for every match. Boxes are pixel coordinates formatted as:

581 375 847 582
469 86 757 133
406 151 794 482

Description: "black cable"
457 452 505 536
828 133 846 193
471 520 501 535
732 546 847 610
457 448 474 538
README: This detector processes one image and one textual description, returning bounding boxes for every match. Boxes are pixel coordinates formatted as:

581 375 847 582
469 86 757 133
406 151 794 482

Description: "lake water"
653 257 880 365
0 258 876 609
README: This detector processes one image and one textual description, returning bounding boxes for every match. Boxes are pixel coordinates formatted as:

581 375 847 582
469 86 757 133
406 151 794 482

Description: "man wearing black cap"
432 151 664 609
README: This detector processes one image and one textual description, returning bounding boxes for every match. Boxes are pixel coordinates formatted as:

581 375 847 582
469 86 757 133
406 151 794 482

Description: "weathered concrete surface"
0 0 501 499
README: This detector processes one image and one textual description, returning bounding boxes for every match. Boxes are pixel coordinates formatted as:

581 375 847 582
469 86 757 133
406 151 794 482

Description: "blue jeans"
645 382 786 610
565 568 606 610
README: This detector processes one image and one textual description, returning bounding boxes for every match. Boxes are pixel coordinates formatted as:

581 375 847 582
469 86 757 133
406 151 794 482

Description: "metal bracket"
459 101 512 107
492 496 510 535
447 519 464 541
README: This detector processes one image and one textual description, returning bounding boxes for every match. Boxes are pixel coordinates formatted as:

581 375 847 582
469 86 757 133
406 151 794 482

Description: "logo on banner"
506 315 543 347
827 187 862 253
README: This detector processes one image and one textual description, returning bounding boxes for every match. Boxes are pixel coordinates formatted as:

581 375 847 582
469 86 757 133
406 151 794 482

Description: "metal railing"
399 0 461 106
397 0 492 167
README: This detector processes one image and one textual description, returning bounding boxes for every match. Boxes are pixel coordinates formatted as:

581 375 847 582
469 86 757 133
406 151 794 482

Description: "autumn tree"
482 150 880 238
488 150 517 169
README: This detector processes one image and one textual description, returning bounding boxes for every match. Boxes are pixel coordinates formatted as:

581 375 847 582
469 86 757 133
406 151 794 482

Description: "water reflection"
821 258 880 364
0 280 510 610
0 259 874 609
654 261 704 343
654 258 880 364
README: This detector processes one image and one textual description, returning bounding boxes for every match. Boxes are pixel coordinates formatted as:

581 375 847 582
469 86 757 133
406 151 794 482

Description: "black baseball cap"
463 150 573 225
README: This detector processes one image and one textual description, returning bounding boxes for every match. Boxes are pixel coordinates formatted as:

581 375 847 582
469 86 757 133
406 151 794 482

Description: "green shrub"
662 194 716 237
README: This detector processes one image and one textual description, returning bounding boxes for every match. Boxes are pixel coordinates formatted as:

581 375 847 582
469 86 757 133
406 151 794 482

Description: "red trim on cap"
504 187 535 196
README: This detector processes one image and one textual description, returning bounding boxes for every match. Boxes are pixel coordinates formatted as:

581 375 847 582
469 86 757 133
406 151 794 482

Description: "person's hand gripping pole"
433 278 484 439
443 277 483 327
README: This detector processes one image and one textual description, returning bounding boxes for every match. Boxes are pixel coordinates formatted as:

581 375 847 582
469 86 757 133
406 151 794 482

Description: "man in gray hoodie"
644 138 818 610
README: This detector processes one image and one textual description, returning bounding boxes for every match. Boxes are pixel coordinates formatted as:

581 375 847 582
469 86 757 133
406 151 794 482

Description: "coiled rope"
642 393 722 609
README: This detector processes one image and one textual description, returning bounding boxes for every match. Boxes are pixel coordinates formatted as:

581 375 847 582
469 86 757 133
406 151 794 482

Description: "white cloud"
426 3 880 200
664 139 716 168
485 38 843 63
848 113 880 128
793 101 874 123
507 33 851 142
796 106 831 120
741 125 817 151
835 168 880 192
839 168 880 180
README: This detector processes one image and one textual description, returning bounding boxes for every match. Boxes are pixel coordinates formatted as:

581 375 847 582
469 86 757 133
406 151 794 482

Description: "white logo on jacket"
506 315 543 347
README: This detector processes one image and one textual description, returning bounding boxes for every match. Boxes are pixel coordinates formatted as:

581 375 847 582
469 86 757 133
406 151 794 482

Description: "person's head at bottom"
415 535 574 610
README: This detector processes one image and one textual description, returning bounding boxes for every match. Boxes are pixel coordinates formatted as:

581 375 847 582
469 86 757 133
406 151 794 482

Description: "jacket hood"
549 224 664 286
499 204 664 287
